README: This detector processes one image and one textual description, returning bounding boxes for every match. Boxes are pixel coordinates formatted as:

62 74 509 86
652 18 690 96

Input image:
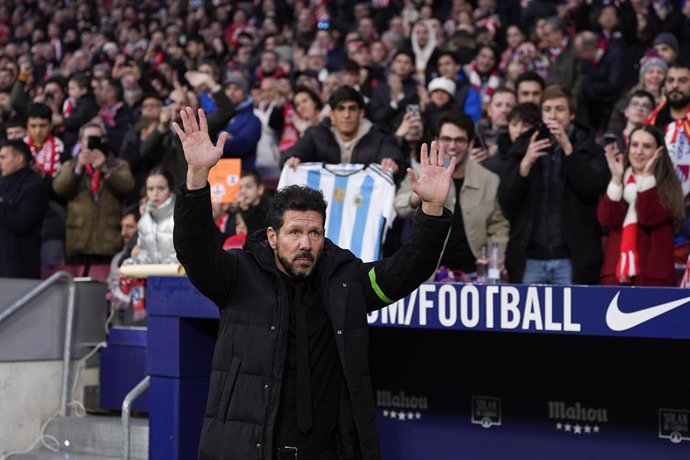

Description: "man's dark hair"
328 85 364 110
104 78 124 101
241 169 263 187
69 73 91 91
140 92 164 105
341 59 360 74
515 71 545 91
199 59 222 81
542 84 577 114
628 89 655 110
392 49 415 63
507 102 541 126
2 139 33 165
489 86 516 102
267 185 327 231
669 61 690 73
436 50 460 65
122 202 141 221
44 75 67 92
187 34 206 46
5 117 26 130
436 111 475 141
27 102 53 121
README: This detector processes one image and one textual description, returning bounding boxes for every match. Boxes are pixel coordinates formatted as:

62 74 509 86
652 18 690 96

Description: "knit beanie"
639 51 668 80
652 32 679 54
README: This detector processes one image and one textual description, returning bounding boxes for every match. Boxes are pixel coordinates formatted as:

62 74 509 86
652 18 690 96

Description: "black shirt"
440 178 477 273
273 272 342 460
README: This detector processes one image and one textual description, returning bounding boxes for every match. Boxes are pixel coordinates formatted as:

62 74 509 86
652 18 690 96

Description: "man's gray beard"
276 250 315 279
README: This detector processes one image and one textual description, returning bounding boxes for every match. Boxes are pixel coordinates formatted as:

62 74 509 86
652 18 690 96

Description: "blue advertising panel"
366 283 690 459
367 284 690 339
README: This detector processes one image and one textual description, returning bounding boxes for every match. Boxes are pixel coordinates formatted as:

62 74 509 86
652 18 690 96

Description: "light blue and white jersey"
278 162 396 262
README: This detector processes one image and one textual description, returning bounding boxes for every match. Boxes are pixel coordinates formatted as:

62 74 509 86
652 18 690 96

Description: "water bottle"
488 241 501 284
476 245 488 284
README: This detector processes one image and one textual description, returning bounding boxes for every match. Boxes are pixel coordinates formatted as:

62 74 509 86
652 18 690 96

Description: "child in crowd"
237 170 269 234
484 102 541 177
54 73 99 154
217 171 270 250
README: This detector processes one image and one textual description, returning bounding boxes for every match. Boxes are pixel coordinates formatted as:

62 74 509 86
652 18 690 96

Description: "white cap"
428 77 456 96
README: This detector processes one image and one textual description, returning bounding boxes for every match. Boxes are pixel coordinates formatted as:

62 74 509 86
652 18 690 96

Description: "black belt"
276 446 298 460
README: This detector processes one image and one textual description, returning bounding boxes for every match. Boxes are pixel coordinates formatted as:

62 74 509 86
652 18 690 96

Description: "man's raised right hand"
172 107 228 190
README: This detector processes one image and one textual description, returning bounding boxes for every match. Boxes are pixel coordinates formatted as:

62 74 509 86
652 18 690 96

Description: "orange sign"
208 159 242 203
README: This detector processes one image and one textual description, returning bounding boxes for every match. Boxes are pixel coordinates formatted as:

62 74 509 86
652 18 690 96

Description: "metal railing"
122 375 150 460
0 271 76 417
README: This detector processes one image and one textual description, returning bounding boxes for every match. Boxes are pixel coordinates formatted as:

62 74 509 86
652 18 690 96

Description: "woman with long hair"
124 167 178 265
598 125 685 286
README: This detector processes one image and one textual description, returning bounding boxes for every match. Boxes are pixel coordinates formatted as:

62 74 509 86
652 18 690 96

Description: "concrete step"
9 415 148 459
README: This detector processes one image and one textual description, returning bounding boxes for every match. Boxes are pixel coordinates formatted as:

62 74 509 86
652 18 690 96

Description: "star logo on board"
377 390 428 423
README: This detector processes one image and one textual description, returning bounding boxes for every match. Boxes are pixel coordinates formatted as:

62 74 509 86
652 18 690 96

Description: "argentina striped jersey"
278 163 396 262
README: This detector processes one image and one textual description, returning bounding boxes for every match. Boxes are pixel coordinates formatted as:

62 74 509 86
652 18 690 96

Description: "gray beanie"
639 53 668 79
653 32 679 54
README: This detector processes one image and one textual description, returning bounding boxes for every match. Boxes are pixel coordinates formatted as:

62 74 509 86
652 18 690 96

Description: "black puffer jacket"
173 184 451 460
0 166 49 278
280 120 405 175
498 122 610 284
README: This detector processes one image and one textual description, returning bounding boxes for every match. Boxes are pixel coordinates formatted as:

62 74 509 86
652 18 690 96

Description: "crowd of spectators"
0 0 689 289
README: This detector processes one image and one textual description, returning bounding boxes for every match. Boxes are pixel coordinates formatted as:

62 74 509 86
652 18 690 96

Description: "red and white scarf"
278 102 299 153
594 35 608 65
62 97 74 119
25 134 64 177
467 63 501 107
85 164 102 202
99 102 123 128
611 169 656 283
549 37 569 62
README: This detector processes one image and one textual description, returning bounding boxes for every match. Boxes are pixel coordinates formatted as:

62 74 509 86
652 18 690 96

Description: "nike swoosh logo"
606 292 690 331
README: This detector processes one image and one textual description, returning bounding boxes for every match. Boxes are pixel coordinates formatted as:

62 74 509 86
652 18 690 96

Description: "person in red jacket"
598 125 685 286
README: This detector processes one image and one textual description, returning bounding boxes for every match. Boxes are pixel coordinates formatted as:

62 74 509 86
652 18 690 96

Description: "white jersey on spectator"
278 162 396 262
665 120 690 197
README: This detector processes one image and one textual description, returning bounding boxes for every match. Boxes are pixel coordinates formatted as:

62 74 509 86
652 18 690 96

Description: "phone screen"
603 133 618 145
406 104 420 118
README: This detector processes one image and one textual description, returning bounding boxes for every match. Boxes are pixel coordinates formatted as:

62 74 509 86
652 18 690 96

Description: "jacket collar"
146 194 176 221
461 159 482 190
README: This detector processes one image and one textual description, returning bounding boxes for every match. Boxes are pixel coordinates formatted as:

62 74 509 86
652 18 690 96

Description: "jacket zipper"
262 277 286 458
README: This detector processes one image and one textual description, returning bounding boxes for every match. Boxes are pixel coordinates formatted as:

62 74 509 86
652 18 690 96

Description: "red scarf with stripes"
467 63 500 107
616 173 641 283
27 135 61 177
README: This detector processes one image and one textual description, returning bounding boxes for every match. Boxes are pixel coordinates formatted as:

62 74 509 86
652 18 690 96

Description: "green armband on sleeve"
368 267 394 304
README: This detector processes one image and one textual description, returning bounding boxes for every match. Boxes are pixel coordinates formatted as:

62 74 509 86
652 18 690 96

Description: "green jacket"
53 158 134 257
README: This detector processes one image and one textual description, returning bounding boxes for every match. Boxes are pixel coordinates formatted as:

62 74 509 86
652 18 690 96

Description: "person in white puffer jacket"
125 167 178 265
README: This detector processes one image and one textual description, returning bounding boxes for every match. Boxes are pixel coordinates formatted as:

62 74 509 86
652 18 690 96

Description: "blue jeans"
522 258 573 285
